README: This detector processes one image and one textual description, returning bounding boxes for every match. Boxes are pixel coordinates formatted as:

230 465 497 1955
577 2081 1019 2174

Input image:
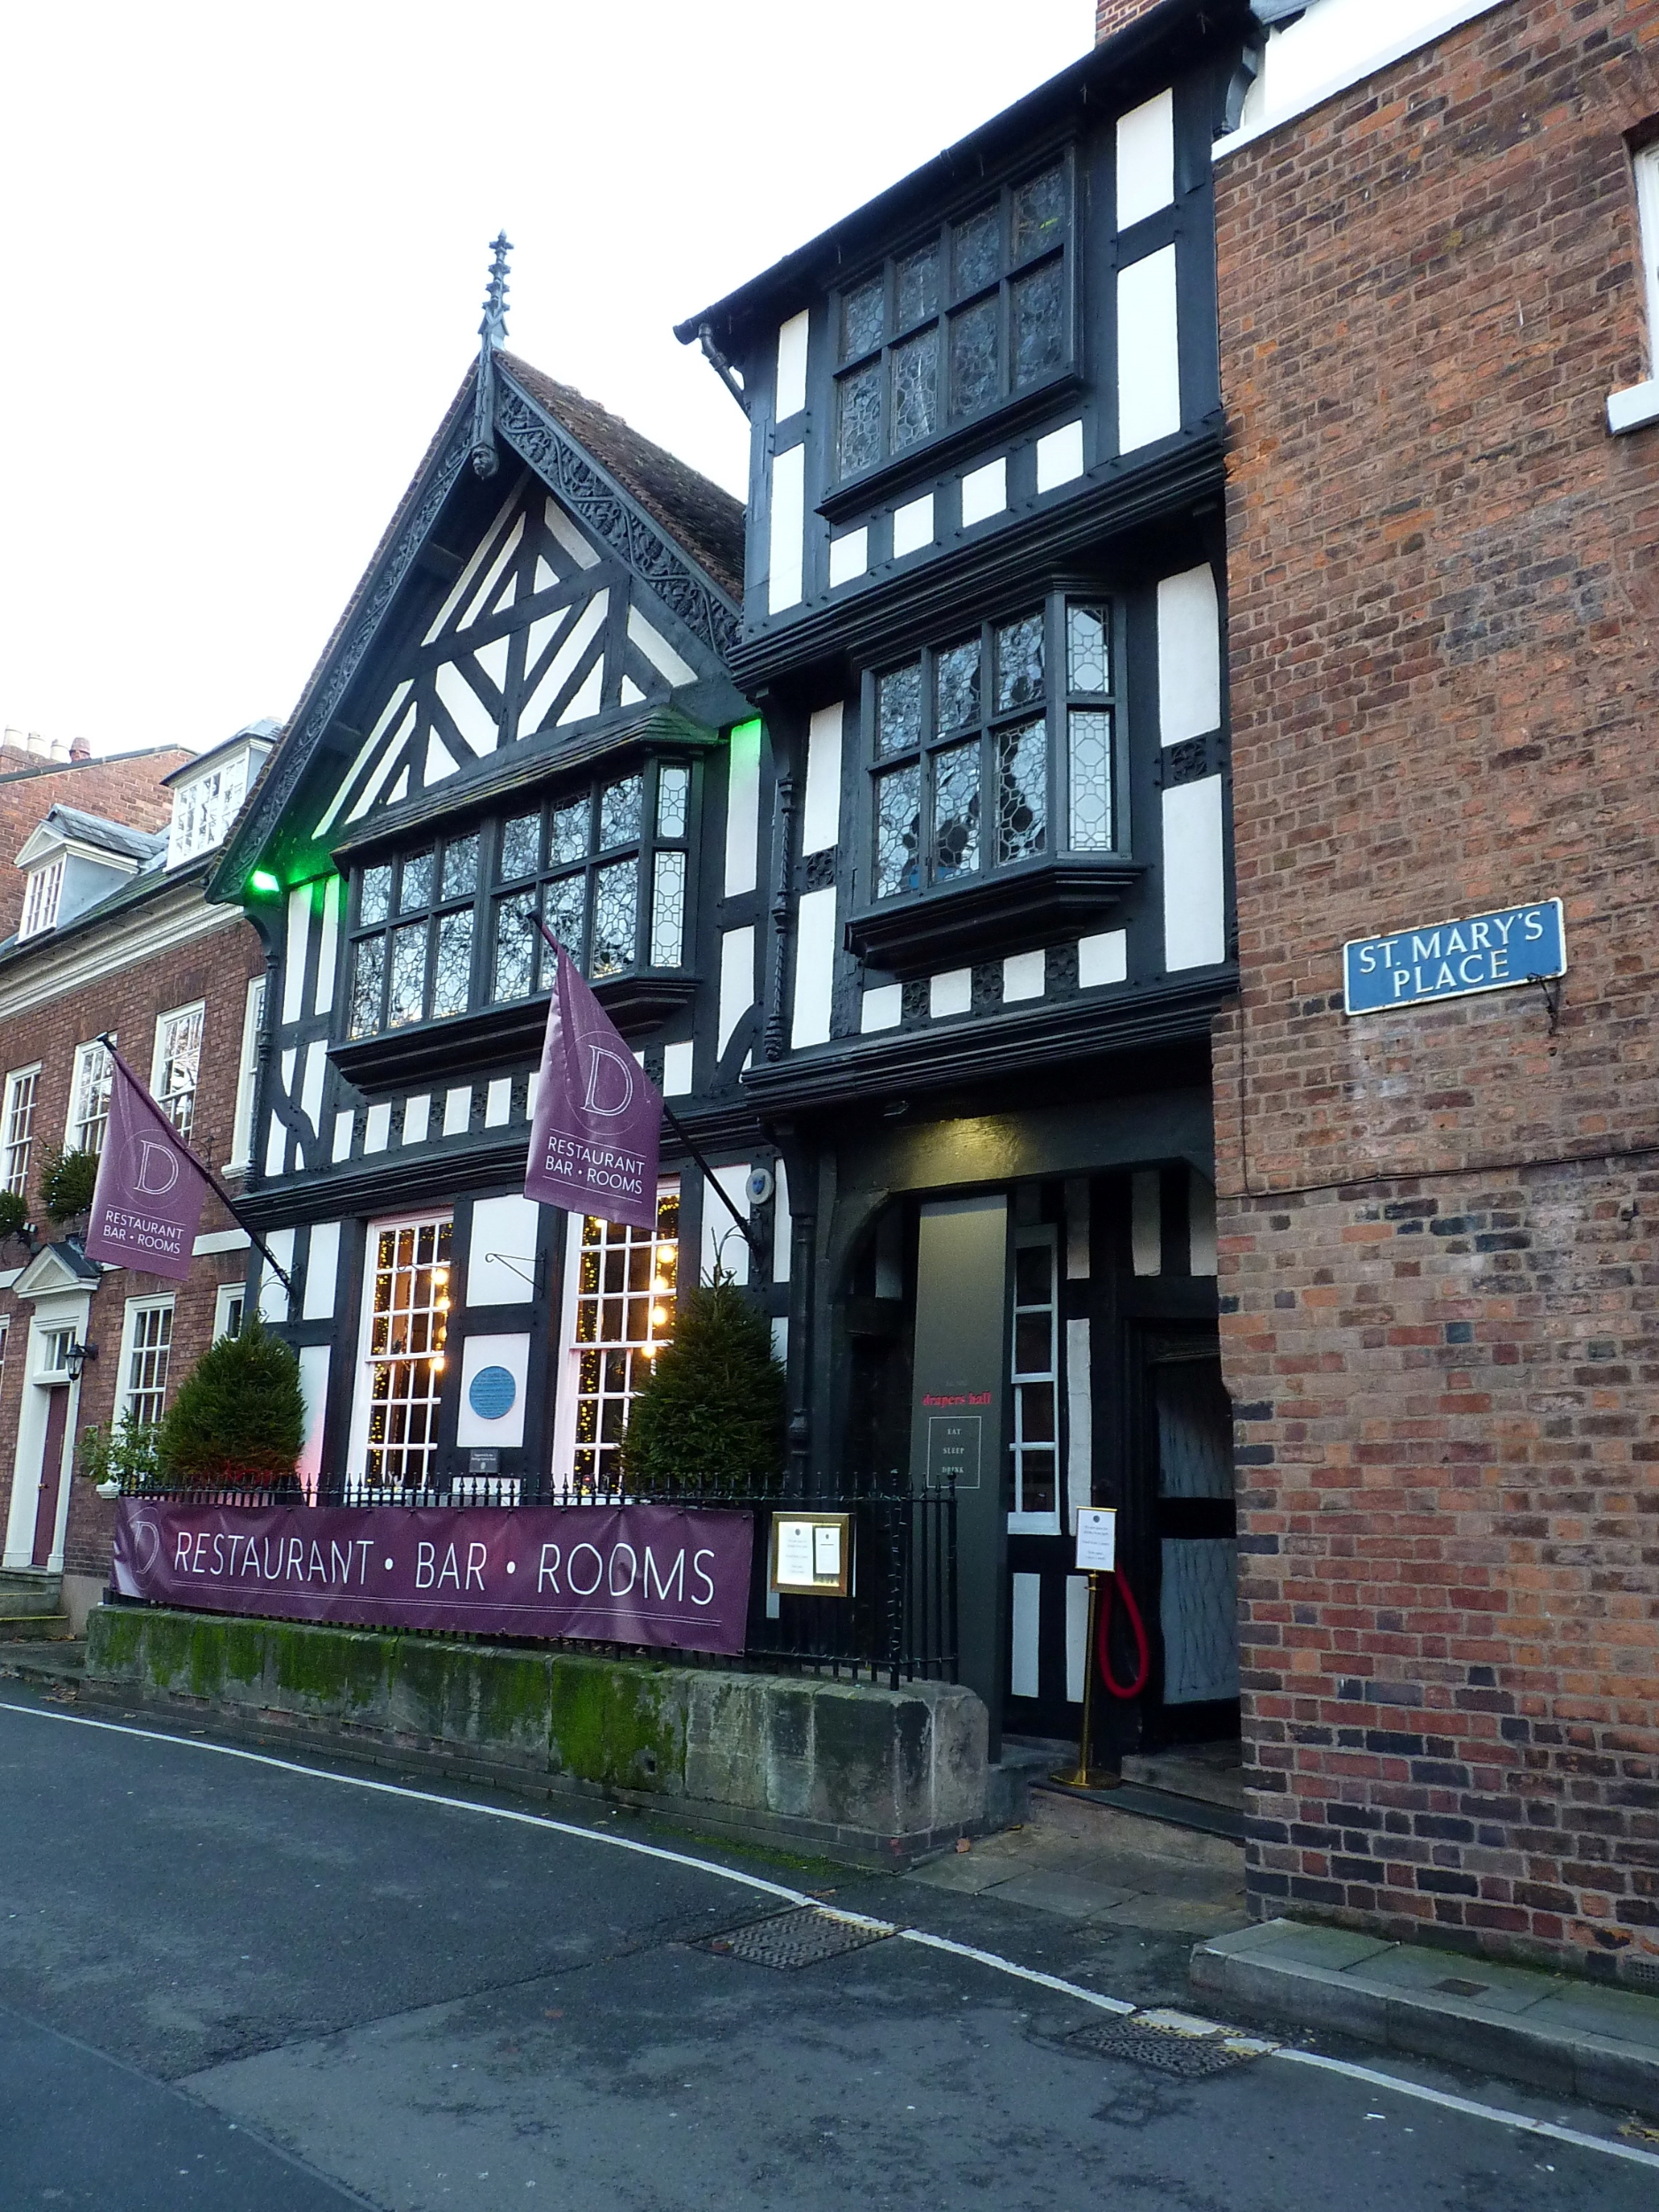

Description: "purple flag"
525 933 662 1231
83 1047 211 1281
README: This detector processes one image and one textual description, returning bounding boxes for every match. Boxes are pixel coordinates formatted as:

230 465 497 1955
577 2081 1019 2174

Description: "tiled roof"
40 806 167 864
498 353 745 602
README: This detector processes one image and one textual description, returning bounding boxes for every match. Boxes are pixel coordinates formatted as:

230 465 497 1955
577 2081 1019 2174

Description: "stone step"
0 1612 73 1641
0 1585 66 1617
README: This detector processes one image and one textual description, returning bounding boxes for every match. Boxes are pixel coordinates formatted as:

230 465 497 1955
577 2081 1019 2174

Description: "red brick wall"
0 744 194 941
0 896 265 1584
1096 0 1163 38
1214 0 1659 1978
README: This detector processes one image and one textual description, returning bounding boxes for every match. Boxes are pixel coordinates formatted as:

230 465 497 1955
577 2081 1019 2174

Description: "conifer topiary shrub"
621 1270 786 1486
156 1316 305 1487
40 1146 97 1225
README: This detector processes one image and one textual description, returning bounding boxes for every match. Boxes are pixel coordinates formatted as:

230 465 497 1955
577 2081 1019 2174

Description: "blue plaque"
466 1364 518 1421
1344 899 1564 1016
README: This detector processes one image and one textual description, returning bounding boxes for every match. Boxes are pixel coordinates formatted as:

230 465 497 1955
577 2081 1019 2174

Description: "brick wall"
0 742 193 941
0 896 265 1585
1095 0 1164 38
1214 0 1659 1978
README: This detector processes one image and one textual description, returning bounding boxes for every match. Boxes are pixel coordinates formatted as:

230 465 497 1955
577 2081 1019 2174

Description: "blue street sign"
1344 898 1565 1016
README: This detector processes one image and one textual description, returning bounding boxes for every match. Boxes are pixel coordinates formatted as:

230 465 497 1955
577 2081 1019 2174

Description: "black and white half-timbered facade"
213 332 778 1517
680 15 1256 1751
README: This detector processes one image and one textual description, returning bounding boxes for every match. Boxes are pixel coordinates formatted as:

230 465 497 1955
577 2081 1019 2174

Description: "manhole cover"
1069 2018 1263 2078
702 1907 895 1970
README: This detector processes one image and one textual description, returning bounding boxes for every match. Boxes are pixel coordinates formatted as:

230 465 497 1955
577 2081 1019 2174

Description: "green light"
250 869 281 895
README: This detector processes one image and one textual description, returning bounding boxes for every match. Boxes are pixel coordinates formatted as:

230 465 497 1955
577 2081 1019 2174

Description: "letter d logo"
132 1138 180 1197
583 1043 634 1118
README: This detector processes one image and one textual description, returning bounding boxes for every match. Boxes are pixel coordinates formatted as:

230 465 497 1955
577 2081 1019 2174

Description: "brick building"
0 726 271 1629
1203 0 1659 1979
0 729 194 941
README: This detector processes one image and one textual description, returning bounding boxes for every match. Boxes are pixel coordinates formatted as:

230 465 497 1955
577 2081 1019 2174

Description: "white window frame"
1008 1223 1063 1536
150 1002 205 1142
118 1296 175 1428
167 756 249 867
2 1064 41 1195
65 1039 114 1155
345 1210 454 1494
213 1282 246 1340
226 977 265 1170
550 1181 680 1498
19 858 64 941
35 1324 74 1381
1639 142 1659 372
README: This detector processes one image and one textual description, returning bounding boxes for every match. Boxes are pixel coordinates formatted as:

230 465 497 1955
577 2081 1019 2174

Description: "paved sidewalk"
910 1778 1248 1938
0 1639 86 1688
1194 1916 1659 2121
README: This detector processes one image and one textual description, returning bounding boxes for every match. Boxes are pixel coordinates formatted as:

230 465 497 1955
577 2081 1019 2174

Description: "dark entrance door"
31 1384 71 1568
1137 1332 1238 1747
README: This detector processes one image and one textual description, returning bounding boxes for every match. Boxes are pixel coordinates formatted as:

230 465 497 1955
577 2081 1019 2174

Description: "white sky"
0 1 1094 758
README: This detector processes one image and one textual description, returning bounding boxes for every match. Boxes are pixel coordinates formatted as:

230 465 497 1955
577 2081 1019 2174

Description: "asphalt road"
1 1686 1654 2212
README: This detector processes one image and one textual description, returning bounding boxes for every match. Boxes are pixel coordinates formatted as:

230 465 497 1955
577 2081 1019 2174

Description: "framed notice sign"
1075 1508 1118 1572
770 1512 852 1597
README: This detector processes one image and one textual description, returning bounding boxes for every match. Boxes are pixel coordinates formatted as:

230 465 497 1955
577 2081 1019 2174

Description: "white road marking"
4 1697 1657 2174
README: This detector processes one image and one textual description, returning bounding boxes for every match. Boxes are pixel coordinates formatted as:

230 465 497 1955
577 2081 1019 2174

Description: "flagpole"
96 1036 296 1299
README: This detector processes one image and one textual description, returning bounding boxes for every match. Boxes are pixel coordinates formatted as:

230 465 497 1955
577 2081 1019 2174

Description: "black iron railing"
111 1471 956 1689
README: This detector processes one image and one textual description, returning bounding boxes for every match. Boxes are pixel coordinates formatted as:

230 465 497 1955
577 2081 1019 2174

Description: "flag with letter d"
525 931 662 1231
83 1048 211 1281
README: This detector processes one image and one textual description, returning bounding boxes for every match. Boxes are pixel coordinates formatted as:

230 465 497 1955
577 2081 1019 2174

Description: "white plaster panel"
192 1228 250 1256
1117 245 1180 453
802 703 843 856
1157 565 1221 744
828 528 868 588
300 1041 326 1137
626 605 696 687
960 457 1007 527
296 1344 330 1492
302 1222 341 1323
700 1164 751 1286
1065 1317 1094 1536
258 1228 296 1323
264 1110 287 1179
772 1156 790 1286
434 660 499 756
718 926 755 1056
468 1195 541 1306
1002 950 1045 1002
724 719 762 895
791 887 838 1049
456 1332 530 1449
1010 1573 1041 1701
1116 87 1175 229
1131 1170 1161 1278
775 309 810 420
313 875 342 1016
484 1077 513 1128
281 888 310 1024
443 1086 472 1137
861 985 902 1033
518 591 607 736
364 1101 392 1154
332 1110 354 1163
1189 1169 1218 1277
1162 774 1226 971
1065 1574 1089 1703
662 1040 693 1096
1077 929 1128 988
768 442 805 613
1035 420 1085 494
401 1094 430 1147
929 968 972 1018
892 494 934 558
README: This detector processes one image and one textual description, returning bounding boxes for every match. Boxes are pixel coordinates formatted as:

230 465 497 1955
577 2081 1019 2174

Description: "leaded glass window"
346 757 697 1038
864 595 1119 904
832 157 1071 480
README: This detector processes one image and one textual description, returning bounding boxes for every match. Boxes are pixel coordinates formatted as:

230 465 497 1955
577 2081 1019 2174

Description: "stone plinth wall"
84 1605 990 1863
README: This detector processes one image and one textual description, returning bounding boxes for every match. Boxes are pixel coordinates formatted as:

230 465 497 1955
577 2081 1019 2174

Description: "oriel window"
833 157 1072 481
868 594 1118 902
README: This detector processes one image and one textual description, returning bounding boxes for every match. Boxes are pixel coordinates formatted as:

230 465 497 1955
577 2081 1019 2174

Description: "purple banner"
111 1499 754 1655
84 1048 211 1281
525 933 661 1232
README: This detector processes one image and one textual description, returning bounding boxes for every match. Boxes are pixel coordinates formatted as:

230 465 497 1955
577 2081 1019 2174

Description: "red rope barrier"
1096 1571 1150 1700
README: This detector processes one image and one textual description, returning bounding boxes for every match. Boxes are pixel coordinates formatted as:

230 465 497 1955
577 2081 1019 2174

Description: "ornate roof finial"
480 230 512 348
472 231 512 479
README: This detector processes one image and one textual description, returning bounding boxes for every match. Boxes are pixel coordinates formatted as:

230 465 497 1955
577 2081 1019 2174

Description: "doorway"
1133 1329 1239 1748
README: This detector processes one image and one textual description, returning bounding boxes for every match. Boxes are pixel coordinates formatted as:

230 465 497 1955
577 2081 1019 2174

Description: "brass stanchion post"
1051 1570 1118 1789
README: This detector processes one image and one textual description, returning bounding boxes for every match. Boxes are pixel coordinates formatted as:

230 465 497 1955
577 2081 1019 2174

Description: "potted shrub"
156 1315 305 1488
621 1268 786 1486
79 1415 159 1499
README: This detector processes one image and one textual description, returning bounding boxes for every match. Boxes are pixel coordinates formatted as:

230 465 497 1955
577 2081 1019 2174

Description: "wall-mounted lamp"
65 1339 97 1381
